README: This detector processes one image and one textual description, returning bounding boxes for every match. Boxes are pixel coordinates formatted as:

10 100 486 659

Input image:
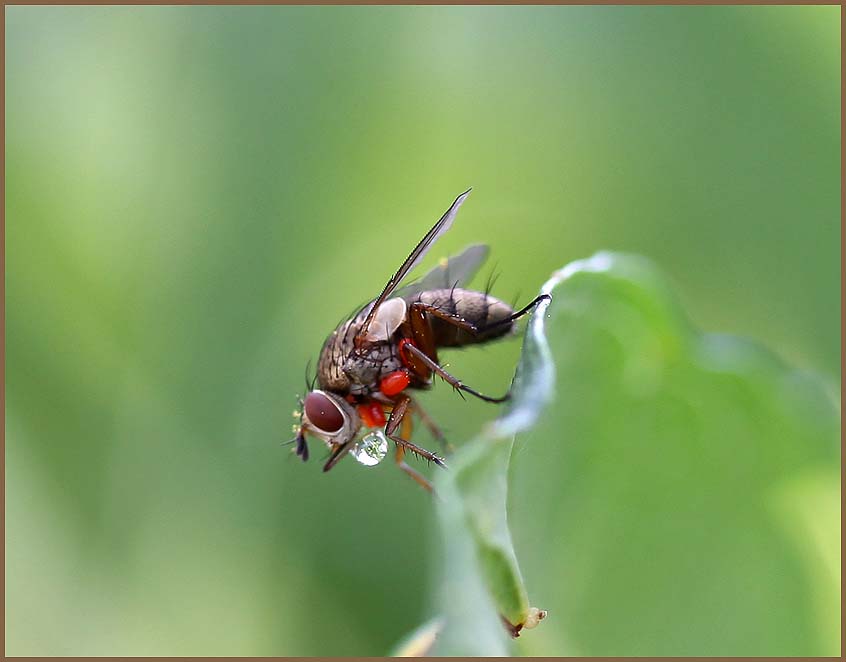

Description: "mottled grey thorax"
316 308 402 397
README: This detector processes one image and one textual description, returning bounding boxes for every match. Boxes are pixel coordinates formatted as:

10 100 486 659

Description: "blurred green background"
5 5 840 656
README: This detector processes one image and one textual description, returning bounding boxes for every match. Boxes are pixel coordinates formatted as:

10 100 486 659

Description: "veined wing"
394 243 490 300
354 189 472 347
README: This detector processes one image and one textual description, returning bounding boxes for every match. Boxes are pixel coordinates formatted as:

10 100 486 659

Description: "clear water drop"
351 429 388 467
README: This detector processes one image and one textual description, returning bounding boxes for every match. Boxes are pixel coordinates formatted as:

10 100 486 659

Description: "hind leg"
481 294 551 331
403 343 510 403
404 294 551 403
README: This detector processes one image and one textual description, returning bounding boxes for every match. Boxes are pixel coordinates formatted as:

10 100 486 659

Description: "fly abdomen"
411 288 515 347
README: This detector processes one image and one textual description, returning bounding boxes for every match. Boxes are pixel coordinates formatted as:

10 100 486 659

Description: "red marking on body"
358 402 386 428
380 370 411 397
397 338 417 368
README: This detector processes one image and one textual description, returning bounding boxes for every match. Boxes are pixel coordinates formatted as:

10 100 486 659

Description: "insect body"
291 190 548 491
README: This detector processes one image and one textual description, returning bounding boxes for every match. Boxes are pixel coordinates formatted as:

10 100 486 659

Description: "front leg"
322 439 353 473
385 395 446 468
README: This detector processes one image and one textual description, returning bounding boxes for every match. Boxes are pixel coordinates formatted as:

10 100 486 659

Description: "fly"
289 189 549 491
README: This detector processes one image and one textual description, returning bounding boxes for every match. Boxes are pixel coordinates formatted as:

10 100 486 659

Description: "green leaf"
427 271 557 656
423 252 839 657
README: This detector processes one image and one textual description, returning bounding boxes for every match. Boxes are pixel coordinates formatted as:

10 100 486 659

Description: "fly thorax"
343 342 400 388
343 349 381 386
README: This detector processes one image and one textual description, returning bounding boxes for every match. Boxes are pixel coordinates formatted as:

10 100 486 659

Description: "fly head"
293 390 361 467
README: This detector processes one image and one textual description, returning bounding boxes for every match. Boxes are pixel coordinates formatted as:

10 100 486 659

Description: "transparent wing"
394 243 490 299
354 189 472 346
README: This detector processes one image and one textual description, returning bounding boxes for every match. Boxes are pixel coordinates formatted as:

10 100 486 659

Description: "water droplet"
351 429 388 466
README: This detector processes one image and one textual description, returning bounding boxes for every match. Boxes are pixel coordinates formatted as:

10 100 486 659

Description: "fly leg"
405 294 551 403
385 395 446 471
322 439 353 473
479 294 551 331
402 342 509 403
395 445 434 492
391 401 435 492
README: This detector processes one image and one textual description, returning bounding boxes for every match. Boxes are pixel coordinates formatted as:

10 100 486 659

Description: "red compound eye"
304 391 344 433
